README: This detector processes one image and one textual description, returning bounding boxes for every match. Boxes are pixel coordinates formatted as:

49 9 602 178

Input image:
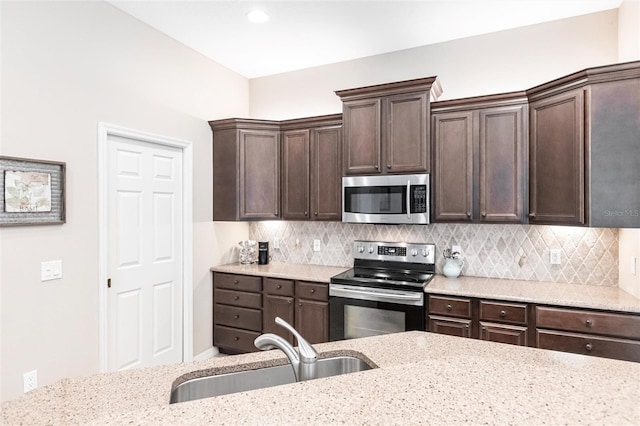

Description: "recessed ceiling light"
246 9 269 23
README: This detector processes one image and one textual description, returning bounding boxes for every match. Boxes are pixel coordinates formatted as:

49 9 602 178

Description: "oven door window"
329 295 424 341
344 186 406 214
344 305 404 339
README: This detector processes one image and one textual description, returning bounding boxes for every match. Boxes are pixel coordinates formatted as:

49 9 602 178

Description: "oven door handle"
330 284 423 306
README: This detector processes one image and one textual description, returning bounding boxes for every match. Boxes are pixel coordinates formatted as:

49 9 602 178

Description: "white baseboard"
194 347 219 361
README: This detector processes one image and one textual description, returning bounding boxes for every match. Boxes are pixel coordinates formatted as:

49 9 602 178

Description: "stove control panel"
353 240 435 265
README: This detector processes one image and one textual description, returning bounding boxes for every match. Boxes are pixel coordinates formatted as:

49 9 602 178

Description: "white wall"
618 229 640 298
618 0 640 61
0 1 249 402
250 10 618 119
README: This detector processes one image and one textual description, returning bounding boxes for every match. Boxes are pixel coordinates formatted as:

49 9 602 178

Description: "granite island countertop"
2 331 639 425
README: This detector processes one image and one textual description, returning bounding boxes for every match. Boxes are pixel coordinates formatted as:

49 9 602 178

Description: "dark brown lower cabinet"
427 293 640 362
214 272 329 354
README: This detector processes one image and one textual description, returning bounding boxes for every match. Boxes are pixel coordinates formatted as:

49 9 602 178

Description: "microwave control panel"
411 185 428 213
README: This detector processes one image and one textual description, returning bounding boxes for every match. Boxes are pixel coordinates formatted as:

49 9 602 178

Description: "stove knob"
357 246 365 254
422 248 429 257
368 246 375 254
410 249 418 257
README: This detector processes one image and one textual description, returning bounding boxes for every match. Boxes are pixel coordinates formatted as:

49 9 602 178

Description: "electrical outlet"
632 256 637 276
24 370 37 393
41 260 62 281
273 238 280 250
550 249 562 265
452 245 462 255
313 239 321 252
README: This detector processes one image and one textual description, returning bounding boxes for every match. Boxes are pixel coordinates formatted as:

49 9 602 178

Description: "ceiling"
108 0 623 79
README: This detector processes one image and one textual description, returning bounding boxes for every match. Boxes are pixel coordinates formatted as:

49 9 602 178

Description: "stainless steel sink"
170 355 374 404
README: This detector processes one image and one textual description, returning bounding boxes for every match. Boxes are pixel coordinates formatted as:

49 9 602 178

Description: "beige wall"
0 1 249 402
618 229 640 299
250 10 618 119
618 0 640 61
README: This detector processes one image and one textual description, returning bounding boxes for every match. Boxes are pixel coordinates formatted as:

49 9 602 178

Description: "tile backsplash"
249 222 619 286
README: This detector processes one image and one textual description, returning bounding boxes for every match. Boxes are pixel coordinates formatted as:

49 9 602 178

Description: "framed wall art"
0 156 66 226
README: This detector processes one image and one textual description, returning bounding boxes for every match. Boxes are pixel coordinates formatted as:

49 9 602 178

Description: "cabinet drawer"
428 296 472 318
537 329 640 363
429 315 472 338
480 301 528 325
296 281 328 301
214 325 261 353
264 278 294 296
215 304 262 331
214 288 262 309
214 272 262 292
536 306 640 340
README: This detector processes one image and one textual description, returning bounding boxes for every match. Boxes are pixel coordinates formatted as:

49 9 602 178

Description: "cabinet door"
432 112 474 221
282 130 310 219
239 130 281 219
479 105 526 223
295 299 329 344
310 125 342 220
480 322 528 346
263 294 295 345
384 92 429 173
529 89 585 225
343 99 381 175
428 315 472 338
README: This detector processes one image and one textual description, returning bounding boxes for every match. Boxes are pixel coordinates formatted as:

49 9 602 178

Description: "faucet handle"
275 317 317 363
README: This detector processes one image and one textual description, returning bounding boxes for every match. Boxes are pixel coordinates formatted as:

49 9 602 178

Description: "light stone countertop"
212 262 640 313
211 261 349 283
427 275 640 313
2 331 639 425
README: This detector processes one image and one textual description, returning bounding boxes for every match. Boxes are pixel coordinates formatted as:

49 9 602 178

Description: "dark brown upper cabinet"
209 119 281 221
432 93 527 223
526 61 640 228
336 77 442 175
281 114 342 221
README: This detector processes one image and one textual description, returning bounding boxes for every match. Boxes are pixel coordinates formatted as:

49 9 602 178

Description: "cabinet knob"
387 164 391 169
481 212 487 218
466 212 471 218
482 327 486 332
233 296 239 300
299 302 302 307
314 212 318 216
288 300 292 304
465 325 469 329
500 310 506 317
234 336 239 341
274 212 278 216
374 165 379 170
233 280 239 284
310 289 316 293
234 315 239 319
446 304 452 311
585 319 593 327
529 212 536 219
304 211 308 216
277 284 282 289
585 343 593 351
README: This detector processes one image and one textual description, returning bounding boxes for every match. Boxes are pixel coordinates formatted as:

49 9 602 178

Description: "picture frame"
0 156 66 226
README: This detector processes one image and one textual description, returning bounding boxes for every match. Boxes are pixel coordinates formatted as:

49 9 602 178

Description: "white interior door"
106 134 184 371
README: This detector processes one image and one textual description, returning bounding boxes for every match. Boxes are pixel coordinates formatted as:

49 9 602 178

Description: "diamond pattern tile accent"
249 222 619 286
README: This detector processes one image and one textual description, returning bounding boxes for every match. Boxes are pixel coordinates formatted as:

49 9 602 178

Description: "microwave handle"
406 181 411 219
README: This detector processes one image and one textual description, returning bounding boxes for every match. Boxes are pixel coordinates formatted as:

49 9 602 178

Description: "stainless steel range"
329 240 435 341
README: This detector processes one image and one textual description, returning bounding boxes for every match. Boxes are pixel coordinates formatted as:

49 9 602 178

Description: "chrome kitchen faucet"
254 317 318 381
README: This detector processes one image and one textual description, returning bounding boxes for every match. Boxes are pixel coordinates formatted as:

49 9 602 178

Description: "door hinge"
107 278 111 288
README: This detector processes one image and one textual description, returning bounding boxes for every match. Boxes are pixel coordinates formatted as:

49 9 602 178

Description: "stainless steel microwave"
342 174 429 224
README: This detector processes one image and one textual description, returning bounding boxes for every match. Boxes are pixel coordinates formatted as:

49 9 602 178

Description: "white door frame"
97 122 193 372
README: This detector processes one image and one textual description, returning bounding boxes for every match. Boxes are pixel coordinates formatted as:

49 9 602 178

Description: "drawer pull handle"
585 319 593 327
585 343 593 351
234 315 239 319
234 336 239 341
233 296 239 300
276 284 282 289
310 289 316 293
233 280 239 284
446 304 453 311
500 310 506 317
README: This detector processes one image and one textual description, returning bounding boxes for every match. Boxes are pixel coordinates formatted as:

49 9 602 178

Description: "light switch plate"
41 260 62 281
313 239 321 252
550 249 562 265
632 256 637 275
452 245 462 255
